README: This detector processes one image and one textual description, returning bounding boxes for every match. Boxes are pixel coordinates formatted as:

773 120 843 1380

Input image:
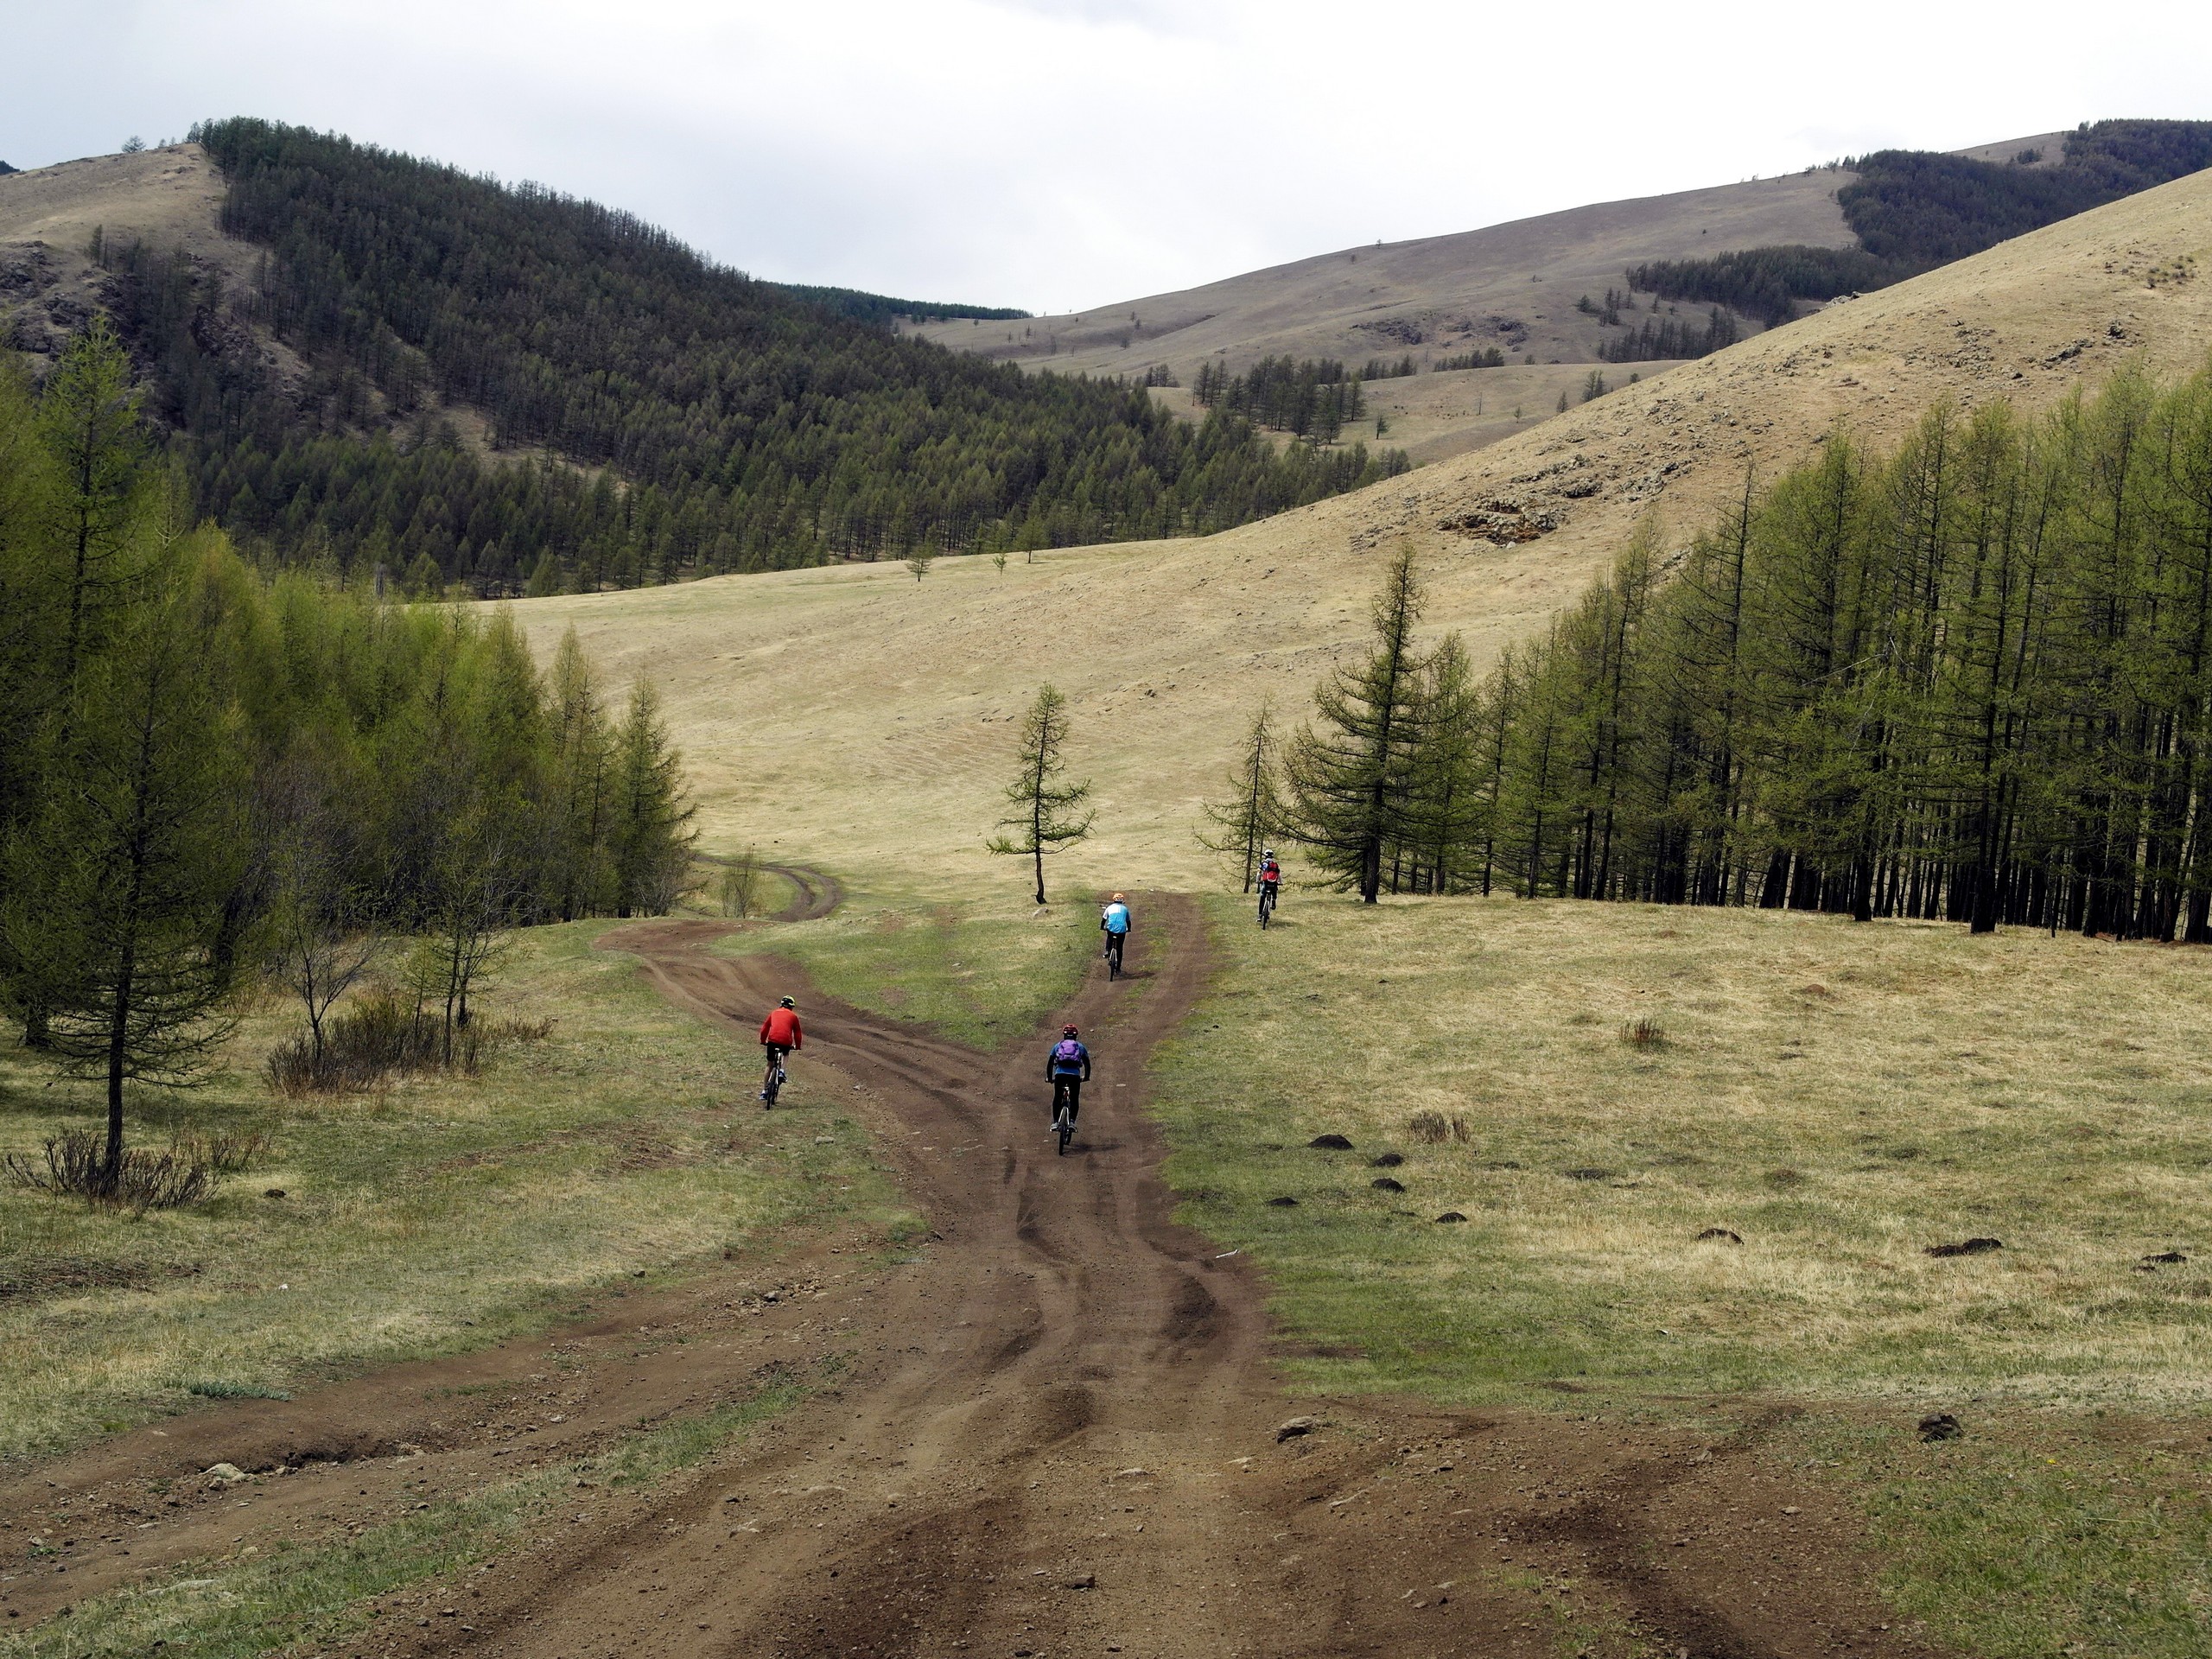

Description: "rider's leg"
1065 1079 1082 1123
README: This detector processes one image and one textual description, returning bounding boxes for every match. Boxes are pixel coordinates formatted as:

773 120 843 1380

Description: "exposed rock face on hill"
1303 164 2212 606
0 144 252 378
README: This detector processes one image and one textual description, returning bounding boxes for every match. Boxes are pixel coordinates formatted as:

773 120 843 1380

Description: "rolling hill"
914 123 2212 468
0 124 1401 594
512 166 2212 890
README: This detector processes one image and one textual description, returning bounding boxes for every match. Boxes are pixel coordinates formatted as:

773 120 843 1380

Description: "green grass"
724 875 1097 1049
1155 893 2212 1408
0 920 903 1463
1150 888 2212 1656
1803 1411 2212 1659
0 1368 817 1659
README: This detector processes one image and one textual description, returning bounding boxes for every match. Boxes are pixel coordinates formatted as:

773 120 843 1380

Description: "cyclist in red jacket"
758 997 802 1106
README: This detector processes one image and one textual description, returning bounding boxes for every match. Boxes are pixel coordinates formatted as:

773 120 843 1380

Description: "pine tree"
987 684 1095 904
3 546 249 1192
1198 701 1285 892
546 627 616 919
36 320 153 696
1281 543 1432 902
608 678 697 918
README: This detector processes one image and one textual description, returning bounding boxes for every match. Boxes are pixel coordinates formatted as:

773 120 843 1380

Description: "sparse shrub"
1620 1017 1667 1048
1408 1111 1471 1144
178 1128 276 1174
265 986 547 1096
718 849 762 918
5 1129 215 1212
186 1380 292 1401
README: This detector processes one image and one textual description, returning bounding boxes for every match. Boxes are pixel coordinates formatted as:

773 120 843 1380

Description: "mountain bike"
1104 931 1125 980
760 1046 789 1109
1051 1078 1078 1154
1258 883 1278 929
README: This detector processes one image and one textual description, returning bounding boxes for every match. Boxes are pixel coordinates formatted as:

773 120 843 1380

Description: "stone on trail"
1434 1211 1468 1224
1276 1416 1319 1441
1371 1177 1406 1192
1696 1227 1743 1245
1917 1413 1965 1442
1307 1134 1354 1150
1065 1573 1096 1589
203 1463 247 1484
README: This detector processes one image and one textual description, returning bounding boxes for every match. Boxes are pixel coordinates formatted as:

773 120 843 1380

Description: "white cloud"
5 0 2209 312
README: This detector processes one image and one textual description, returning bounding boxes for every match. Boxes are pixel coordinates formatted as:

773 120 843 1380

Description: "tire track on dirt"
0 891 1952 1659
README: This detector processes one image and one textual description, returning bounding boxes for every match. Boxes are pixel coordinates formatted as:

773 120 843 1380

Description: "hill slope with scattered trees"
1629 120 2212 326
94 118 1403 594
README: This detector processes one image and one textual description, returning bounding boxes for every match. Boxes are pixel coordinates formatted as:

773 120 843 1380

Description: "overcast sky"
10 0 2211 313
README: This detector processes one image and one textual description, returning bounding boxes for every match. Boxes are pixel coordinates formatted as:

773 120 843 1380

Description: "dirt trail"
0 897 1945 1658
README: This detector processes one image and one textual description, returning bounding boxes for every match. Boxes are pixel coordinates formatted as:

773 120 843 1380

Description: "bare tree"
267 842 382 1069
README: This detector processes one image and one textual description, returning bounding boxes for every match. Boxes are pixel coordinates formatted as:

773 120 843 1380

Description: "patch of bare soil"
0 899 1946 1656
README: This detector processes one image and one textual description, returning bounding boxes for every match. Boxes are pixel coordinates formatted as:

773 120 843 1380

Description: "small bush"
4 1129 215 1212
1408 1111 1471 1144
265 988 544 1096
178 1128 276 1173
1620 1017 1667 1048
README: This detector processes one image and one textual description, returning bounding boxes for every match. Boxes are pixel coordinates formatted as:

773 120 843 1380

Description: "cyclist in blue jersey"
1101 892 1131 976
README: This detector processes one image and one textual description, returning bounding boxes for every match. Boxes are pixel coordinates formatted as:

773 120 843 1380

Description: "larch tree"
1281 543 1432 902
3 545 249 1192
988 683 1095 905
1198 699 1285 892
609 677 697 918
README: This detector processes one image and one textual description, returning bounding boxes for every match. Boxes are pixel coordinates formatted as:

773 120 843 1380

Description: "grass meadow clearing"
1156 893 2212 1407
1150 889 2212 1658
0 920 899 1465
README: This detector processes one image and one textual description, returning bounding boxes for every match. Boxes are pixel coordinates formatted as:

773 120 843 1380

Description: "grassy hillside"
514 166 2212 890
1632 120 2212 325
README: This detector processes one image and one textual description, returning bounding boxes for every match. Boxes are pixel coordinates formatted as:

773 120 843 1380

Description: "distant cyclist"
1047 1023 1091 1129
1101 892 1132 976
757 996 802 1106
1257 849 1282 925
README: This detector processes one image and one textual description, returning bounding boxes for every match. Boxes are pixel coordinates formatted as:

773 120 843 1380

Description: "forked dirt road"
0 897 1942 1658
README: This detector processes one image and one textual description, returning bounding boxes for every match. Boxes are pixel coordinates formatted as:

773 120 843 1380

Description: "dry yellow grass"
512 166 2212 897
907 166 1859 379
1154 893 2212 1409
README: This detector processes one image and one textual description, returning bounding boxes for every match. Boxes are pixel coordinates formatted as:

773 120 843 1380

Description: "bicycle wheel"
762 1058 782 1108
1109 938 1123 980
1259 888 1274 929
1056 1106 1074 1154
